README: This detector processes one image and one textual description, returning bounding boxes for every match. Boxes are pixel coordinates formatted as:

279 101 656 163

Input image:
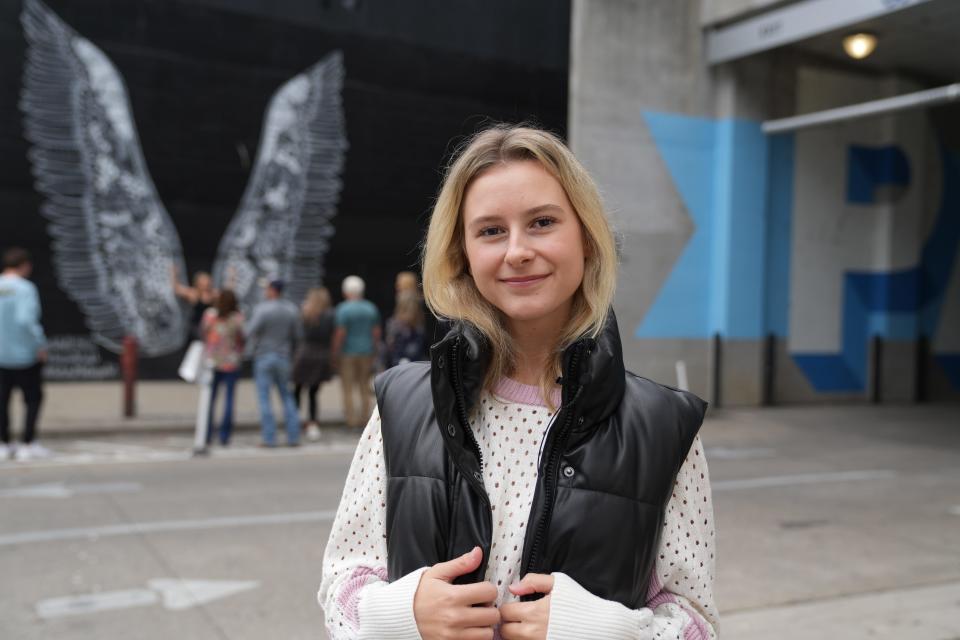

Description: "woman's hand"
500 573 554 640
413 546 500 640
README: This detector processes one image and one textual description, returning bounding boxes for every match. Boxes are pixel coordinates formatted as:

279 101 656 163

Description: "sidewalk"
8 378 351 438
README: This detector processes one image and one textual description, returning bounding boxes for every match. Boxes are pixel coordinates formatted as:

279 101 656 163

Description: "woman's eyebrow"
467 204 565 229
523 203 564 216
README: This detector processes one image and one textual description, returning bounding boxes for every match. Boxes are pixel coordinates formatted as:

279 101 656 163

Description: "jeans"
207 369 239 445
0 363 44 444
253 353 300 445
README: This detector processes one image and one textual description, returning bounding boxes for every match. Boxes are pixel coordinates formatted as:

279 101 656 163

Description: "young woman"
292 287 335 439
172 267 219 341
319 125 717 640
383 276 426 369
201 289 244 446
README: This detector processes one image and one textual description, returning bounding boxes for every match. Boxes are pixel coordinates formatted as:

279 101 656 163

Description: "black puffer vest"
374 312 706 609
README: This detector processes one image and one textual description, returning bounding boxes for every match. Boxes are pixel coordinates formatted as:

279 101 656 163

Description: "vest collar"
429 309 627 430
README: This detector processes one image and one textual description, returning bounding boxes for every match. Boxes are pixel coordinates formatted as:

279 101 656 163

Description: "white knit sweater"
318 379 719 640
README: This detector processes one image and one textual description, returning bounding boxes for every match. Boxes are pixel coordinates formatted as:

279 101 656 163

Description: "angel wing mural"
19 0 347 357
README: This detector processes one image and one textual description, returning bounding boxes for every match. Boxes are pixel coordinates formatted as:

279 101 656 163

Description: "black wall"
0 0 569 378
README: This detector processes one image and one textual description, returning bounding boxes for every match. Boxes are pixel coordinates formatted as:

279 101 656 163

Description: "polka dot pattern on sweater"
474 390 557 606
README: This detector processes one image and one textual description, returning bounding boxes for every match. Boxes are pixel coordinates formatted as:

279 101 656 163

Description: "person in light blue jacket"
0 247 49 461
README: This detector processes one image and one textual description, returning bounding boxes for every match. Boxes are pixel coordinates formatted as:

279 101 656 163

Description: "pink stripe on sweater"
493 377 562 408
646 571 711 639
337 565 388 629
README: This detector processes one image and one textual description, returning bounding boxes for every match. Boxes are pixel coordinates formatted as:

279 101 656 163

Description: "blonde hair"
421 124 617 406
302 286 331 322
395 271 419 294
393 290 425 329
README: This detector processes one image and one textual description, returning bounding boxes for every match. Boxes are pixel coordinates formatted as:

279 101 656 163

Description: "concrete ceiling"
790 0 960 83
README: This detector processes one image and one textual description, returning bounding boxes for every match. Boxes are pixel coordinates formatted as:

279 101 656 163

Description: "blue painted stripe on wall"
919 148 960 338
935 355 960 388
847 145 910 204
792 354 862 392
636 111 716 338
764 134 794 338
637 113 772 339
715 120 769 338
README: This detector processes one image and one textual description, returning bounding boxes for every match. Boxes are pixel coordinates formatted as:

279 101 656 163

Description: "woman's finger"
457 604 501 628
508 572 555 596
499 600 538 623
453 579 498 606
499 621 535 640
423 546 483 583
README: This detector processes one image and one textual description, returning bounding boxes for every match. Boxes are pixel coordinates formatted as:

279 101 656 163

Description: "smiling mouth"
501 274 549 285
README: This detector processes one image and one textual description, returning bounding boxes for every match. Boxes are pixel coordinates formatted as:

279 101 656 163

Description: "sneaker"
305 422 322 441
16 442 52 461
28 442 52 459
0 442 11 460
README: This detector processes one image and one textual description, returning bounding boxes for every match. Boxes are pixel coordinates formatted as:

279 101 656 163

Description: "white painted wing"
20 0 188 356
213 52 348 312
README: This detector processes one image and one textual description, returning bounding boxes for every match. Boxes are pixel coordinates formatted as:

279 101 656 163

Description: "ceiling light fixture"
843 32 878 60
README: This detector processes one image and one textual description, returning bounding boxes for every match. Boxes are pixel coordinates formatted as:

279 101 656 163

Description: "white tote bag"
178 340 205 382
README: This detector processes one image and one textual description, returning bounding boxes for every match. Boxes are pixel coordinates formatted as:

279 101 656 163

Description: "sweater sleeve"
19 283 47 352
546 435 719 640
318 405 426 640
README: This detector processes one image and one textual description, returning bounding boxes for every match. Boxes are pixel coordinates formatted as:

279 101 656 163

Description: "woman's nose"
504 235 535 267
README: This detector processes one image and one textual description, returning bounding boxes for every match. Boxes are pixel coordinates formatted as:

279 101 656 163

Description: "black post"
870 335 882 404
121 335 138 418
914 335 928 403
762 333 776 406
712 332 722 409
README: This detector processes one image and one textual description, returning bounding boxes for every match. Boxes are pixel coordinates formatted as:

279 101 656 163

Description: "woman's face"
195 274 212 293
462 160 585 336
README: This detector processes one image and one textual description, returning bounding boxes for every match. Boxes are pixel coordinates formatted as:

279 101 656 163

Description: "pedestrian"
319 125 718 639
331 275 380 428
292 287 335 441
171 267 218 341
0 247 50 461
382 277 425 369
245 280 302 447
173 267 219 390
394 270 419 298
200 289 244 448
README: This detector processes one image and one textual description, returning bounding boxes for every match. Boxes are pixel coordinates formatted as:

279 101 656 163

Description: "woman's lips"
500 274 549 286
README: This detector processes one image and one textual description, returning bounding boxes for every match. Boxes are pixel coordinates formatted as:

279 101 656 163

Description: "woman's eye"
532 217 556 229
478 226 502 237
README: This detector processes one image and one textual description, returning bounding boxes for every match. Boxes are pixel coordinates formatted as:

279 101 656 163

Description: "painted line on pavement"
36 578 259 618
0 442 360 470
0 482 142 498
713 470 896 491
0 510 337 547
74 440 165 453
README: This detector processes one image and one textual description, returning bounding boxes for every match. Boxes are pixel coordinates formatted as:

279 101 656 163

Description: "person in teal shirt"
332 275 381 427
0 247 49 460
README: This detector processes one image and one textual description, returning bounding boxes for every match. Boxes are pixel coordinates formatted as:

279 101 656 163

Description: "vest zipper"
449 336 491 580
523 342 583 577
450 337 484 475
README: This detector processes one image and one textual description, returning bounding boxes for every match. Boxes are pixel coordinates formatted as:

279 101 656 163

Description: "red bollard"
121 335 138 418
